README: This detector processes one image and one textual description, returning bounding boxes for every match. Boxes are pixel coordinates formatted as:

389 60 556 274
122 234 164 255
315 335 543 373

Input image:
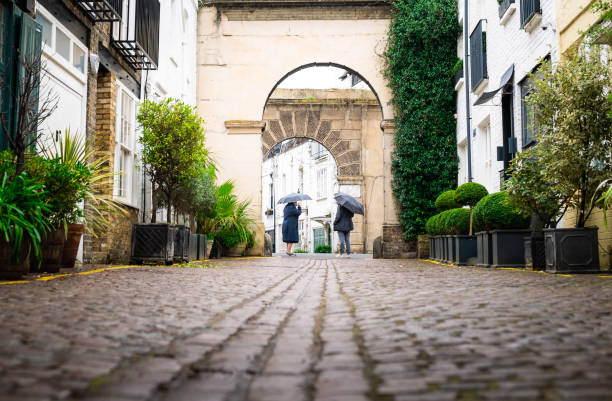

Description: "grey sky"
277 66 370 90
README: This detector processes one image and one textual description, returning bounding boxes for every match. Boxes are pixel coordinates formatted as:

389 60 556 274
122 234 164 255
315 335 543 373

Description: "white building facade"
262 139 339 254
456 0 559 192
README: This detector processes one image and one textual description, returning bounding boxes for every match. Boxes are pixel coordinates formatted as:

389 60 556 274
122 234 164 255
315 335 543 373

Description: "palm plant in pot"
41 129 126 268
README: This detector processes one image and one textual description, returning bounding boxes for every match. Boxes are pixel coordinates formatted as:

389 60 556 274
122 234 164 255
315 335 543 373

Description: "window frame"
35 5 88 81
114 81 139 205
317 168 327 200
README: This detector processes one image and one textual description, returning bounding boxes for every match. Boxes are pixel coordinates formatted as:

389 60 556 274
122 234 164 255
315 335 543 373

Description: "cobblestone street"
1 257 611 401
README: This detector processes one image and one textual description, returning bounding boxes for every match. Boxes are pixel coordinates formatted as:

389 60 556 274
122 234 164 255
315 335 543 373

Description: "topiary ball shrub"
426 213 441 235
440 208 471 235
455 182 489 207
475 191 530 231
435 190 460 211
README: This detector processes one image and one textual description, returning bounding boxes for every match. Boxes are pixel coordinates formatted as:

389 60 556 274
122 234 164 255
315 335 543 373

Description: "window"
115 86 137 201
55 29 70 62
73 43 85 73
269 183 274 209
498 0 515 18
520 79 535 148
312 141 327 160
520 0 541 28
317 168 327 199
470 20 488 91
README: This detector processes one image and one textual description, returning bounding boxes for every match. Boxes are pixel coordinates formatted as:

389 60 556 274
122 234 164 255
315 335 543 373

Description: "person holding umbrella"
279 192 312 256
333 192 364 258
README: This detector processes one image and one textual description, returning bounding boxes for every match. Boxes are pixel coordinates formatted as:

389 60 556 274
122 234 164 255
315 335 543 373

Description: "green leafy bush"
441 208 470 235
455 182 488 207
0 172 50 260
314 244 332 253
451 59 463 76
215 229 241 248
473 192 530 232
293 249 308 254
384 0 460 239
435 190 459 210
425 213 440 235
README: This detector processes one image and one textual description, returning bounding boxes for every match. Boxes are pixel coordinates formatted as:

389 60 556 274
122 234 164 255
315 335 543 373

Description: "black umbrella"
277 193 312 204
334 192 364 215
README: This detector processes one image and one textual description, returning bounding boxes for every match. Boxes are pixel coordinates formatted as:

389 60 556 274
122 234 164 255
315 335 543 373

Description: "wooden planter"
35 228 66 273
0 237 30 280
544 227 600 273
62 224 83 268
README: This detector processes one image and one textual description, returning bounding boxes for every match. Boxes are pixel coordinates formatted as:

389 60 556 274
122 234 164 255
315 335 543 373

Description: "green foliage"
426 208 470 235
137 98 210 223
593 179 612 230
25 156 91 230
40 129 127 236
215 229 241 248
198 180 255 247
473 192 530 232
384 0 460 239
510 50 612 228
451 59 463 76
293 249 308 254
435 190 459 210
455 182 488 207
0 172 50 260
586 1 612 45
314 244 332 253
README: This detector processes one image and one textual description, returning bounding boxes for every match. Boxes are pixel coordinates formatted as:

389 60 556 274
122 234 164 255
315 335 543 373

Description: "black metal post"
463 0 473 182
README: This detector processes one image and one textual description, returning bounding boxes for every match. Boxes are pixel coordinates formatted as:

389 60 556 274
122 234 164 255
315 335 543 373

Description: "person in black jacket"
282 202 301 256
333 204 354 258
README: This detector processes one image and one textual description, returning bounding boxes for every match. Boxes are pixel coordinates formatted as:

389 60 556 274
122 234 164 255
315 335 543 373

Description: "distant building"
262 138 339 253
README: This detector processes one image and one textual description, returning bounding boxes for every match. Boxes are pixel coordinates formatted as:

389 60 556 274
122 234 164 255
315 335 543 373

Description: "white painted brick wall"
456 0 559 193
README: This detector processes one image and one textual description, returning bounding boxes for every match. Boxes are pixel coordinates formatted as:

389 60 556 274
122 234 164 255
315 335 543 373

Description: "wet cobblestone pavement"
1 257 611 401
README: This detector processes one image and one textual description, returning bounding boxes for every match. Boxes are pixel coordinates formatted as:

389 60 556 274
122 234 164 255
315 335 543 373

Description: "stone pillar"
380 120 416 258
225 120 266 257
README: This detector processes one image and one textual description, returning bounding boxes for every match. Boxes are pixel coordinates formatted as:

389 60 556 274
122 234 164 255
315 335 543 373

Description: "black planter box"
189 234 198 261
544 227 600 273
440 236 447 262
525 234 546 270
445 235 456 263
131 223 176 264
454 235 477 265
174 226 190 263
435 236 443 261
491 229 531 268
429 237 435 260
476 231 492 267
197 234 207 260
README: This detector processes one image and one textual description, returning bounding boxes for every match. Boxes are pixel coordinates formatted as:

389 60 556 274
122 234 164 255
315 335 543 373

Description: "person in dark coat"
333 204 354 257
282 202 301 256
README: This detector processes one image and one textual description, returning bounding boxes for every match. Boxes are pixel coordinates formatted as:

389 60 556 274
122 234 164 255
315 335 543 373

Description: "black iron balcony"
498 0 515 19
111 0 159 70
470 20 488 91
520 0 541 28
74 0 123 22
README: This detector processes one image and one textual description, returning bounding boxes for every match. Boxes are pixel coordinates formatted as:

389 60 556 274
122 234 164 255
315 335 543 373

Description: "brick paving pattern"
1 257 611 401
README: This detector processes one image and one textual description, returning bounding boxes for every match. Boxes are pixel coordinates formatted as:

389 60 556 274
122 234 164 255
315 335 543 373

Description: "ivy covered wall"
384 0 460 239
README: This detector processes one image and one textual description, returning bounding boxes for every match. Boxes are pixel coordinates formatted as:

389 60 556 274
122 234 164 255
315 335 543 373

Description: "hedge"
384 0 460 239
426 208 471 235
455 182 488 207
473 191 530 232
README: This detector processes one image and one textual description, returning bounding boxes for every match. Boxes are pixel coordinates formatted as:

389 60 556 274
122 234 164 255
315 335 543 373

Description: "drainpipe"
463 0 473 182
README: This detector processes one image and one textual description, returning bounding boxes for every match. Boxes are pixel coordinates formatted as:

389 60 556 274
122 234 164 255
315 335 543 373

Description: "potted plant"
0 171 50 279
26 155 91 272
429 190 460 261
474 191 531 268
443 208 473 265
509 50 611 273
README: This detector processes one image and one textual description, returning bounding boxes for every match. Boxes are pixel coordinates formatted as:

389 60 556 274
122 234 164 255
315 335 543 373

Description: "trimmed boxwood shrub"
426 213 441 235
455 182 488 207
426 208 470 235
314 244 332 253
435 190 460 210
473 191 530 232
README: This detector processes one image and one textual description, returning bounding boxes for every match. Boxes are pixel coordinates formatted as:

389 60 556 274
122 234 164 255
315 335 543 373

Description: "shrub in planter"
475 192 530 231
440 208 470 235
435 190 459 211
455 182 488 235
315 244 332 253
442 208 475 265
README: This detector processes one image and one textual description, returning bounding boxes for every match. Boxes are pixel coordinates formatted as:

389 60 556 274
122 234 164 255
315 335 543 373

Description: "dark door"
0 0 15 150
501 86 515 172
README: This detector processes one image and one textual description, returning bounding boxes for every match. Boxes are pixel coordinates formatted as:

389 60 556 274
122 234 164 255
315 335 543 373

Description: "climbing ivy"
384 0 460 239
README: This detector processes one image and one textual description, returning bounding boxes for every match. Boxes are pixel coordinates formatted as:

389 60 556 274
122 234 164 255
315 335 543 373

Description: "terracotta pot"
224 244 246 257
36 228 65 273
62 224 83 268
0 237 30 280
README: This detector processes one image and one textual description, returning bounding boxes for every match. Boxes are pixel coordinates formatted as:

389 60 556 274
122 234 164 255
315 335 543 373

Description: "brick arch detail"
262 111 361 177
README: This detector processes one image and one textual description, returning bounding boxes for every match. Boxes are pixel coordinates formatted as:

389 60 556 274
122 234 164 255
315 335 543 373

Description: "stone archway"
197 1 412 256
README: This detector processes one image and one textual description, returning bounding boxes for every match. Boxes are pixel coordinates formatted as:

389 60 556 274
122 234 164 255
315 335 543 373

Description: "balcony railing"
74 0 123 22
111 0 159 70
520 0 541 28
470 20 488 91
498 0 515 19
